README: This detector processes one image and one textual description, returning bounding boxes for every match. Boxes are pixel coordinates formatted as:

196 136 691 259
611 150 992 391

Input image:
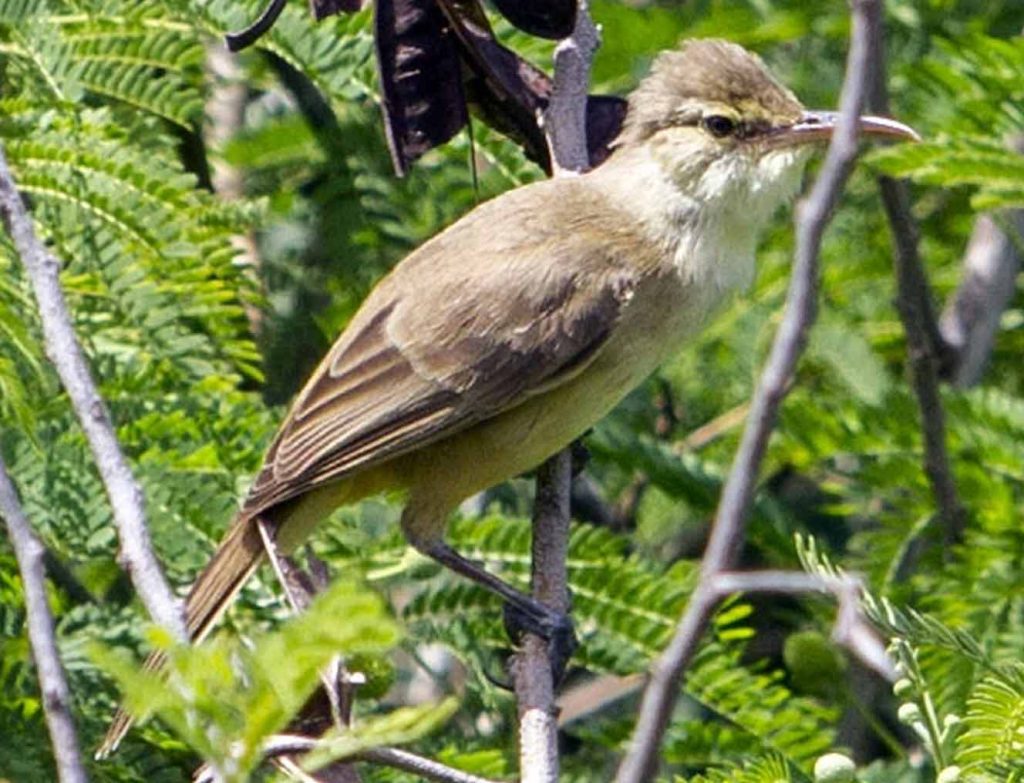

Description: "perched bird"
100 38 916 755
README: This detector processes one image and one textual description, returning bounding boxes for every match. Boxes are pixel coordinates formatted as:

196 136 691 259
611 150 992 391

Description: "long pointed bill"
771 110 921 146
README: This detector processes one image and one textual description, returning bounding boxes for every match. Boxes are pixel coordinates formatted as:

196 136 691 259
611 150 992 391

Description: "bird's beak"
769 110 921 147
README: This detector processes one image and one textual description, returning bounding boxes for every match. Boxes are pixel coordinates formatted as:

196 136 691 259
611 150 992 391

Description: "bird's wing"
242 182 640 516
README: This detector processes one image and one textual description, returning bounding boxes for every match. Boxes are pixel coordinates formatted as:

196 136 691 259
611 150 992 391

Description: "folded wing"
243 182 638 517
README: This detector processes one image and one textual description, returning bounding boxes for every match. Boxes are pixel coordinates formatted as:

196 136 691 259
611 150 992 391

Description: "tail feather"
96 517 267 759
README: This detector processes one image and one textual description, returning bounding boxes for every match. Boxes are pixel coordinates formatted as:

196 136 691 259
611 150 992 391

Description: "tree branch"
257 736 502 783
0 145 186 640
513 450 573 783
360 747 500 783
939 137 1024 388
876 180 968 544
614 3 884 780
543 0 600 176
510 5 600 781
865 25 968 546
0 453 88 783
708 571 894 680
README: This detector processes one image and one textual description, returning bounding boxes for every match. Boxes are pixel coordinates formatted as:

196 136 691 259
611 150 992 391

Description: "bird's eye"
703 115 737 138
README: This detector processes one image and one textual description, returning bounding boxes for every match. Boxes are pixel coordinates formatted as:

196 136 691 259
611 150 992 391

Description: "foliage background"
1 0 1023 781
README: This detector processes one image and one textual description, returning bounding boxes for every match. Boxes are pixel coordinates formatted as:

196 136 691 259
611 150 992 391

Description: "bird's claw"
502 601 577 686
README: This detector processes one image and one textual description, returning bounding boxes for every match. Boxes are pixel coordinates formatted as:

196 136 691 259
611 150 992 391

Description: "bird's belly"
400 272 708 504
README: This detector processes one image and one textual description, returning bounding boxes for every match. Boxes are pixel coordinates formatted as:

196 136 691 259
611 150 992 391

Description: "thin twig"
0 454 88 783
224 0 286 51
0 146 186 640
513 450 573 783
876 181 968 544
709 571 895 680
866 27 968 545
614 3 883 780
258 736 501 783
360 748 499 783
678 400 752 452
510 4 600 781
543 0 600 175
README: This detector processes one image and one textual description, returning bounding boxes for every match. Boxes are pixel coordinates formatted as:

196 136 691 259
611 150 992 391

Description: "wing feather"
242 178 642 517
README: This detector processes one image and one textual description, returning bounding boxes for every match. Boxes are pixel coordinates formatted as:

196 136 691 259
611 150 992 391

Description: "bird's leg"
420 541 577 683
256 518 348 727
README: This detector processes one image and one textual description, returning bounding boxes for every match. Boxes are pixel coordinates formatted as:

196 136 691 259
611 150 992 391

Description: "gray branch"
360 748 500 783
709 571 895 681
513 450 573 783
614 2 884 780
866 29 968 545
512 5 600 781
939 138 1024 388
0 145 186 639
876 180 968 544
0 453 88 783
258 736 501 783
542 0 600 176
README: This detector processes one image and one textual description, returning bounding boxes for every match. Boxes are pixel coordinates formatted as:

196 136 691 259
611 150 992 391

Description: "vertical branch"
511 3 599 781
940 202 1024 388
0 454 88 783
543 0 600 175
876 181 967 543
514 451 573 783
866 26 968 545
0 146 186 640
614 2 883 780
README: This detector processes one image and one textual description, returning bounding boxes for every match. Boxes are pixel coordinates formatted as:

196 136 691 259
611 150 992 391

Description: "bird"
99 37 917 756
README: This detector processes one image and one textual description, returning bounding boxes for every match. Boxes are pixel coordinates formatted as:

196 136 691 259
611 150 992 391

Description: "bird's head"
613 39 918 222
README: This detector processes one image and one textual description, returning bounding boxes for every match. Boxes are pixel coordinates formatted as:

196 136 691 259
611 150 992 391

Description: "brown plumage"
99 38 918 757
616 39 802 146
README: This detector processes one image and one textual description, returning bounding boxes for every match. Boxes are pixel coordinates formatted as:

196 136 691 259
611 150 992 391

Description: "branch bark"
876 180 968 544
510 5 600 780
0 453 88 783
0 145 186 640
614 3 884 780
513 450 573 783
543 0 600 176
939 137 1024 388
256 736 502 783
866 24 968 545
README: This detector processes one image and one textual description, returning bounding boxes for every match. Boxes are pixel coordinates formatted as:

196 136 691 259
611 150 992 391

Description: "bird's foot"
503 598 577 686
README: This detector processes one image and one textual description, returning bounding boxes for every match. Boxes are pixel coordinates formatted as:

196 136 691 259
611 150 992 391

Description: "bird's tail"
96 516 267 759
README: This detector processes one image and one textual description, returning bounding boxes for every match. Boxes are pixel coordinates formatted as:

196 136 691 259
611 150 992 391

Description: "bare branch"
0 145 186 640
939 137 1024 388
509 4 601 781
614 3 884 780
542 0 600 176
258 736 501 783
0 454 88 783
708 571 895 681
876 180 968 544
866 28 968 545
557 673 644 727
513 450 573 783
360 748 500 783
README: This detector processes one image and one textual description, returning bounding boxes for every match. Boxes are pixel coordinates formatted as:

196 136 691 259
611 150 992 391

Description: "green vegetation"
1 0 1023 780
